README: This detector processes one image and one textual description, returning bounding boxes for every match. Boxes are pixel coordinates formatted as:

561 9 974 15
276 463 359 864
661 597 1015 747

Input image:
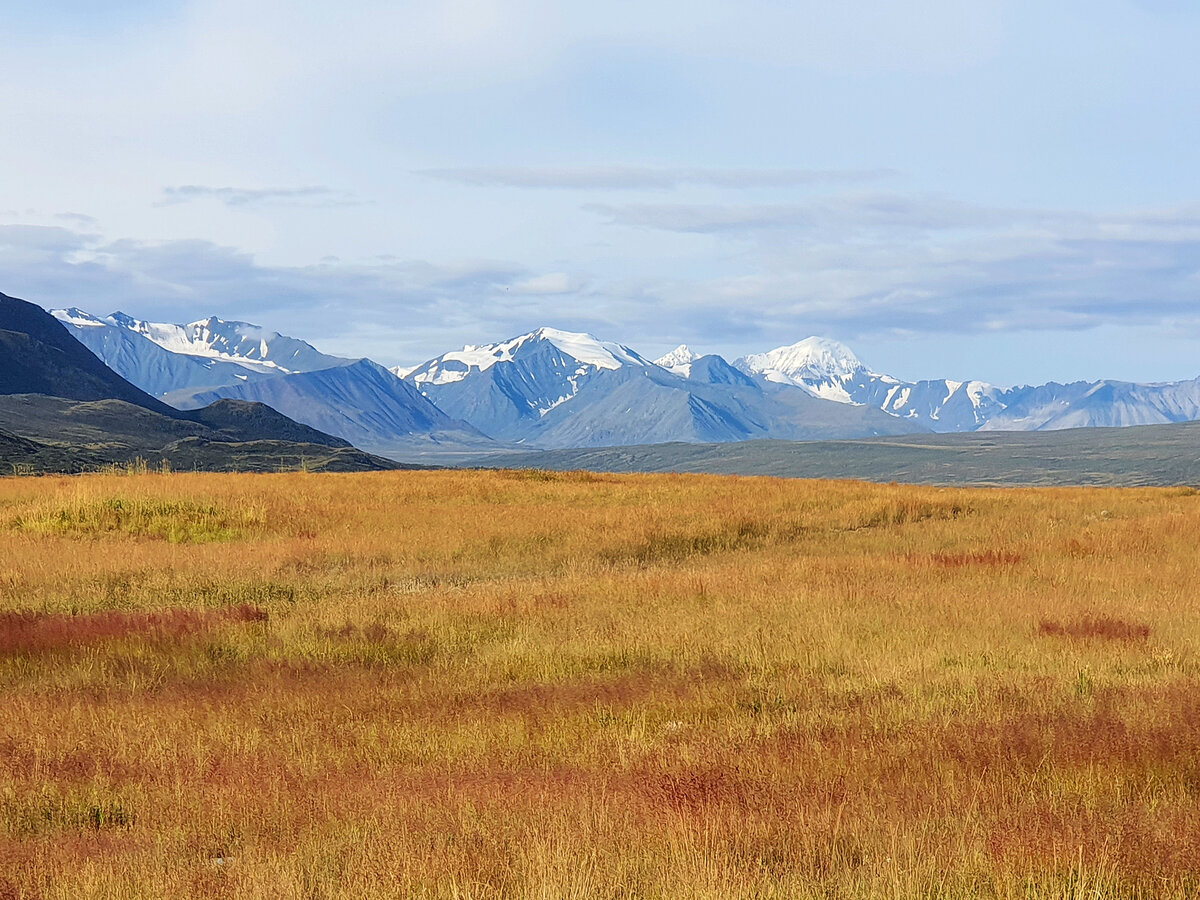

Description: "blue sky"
2 0 1199 385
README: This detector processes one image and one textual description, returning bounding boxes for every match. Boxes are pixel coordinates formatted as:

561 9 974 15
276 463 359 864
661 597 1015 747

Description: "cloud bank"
5 189 1199 376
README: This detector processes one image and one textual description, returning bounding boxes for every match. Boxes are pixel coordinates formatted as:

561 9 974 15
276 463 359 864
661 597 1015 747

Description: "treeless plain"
2 468 1199 898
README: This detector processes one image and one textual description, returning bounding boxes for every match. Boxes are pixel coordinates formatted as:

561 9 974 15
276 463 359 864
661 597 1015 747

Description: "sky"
2 0 1199 386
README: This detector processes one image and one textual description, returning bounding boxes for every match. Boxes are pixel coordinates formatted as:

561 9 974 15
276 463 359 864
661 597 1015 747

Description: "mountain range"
403 327 916 448
730 337 1200 432
0 293 401 473
44 304 1200 460
53 308 347 399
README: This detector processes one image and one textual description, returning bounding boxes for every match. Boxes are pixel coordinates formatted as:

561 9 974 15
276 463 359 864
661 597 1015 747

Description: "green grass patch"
605 518 773 566
9 494 265 542
2 789 135 837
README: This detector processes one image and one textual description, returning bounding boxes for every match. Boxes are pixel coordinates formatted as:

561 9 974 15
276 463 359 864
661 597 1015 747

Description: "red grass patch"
0 830 135 871
0 739 138 783
633 766 758 813
986 801 1200 878
936 683 1200 769
0 605 267 656
1039 616 1150 641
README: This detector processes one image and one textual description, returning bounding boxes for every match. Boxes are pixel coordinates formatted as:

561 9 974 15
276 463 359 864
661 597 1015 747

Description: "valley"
473 421 1200 486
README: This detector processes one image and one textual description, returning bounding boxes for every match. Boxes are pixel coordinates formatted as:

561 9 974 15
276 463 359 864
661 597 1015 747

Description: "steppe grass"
1 469 1199 898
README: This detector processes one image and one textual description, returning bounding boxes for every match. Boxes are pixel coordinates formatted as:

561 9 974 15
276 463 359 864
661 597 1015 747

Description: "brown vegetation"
0 605 267 656
1 469 1199 897
1039 616 1152 641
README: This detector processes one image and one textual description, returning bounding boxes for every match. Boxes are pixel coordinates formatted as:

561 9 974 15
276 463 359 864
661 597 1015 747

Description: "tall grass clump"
7 485 265 542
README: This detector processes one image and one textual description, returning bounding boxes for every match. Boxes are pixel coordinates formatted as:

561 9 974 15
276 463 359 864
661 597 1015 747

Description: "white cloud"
512 272 575 294
159 185 362 208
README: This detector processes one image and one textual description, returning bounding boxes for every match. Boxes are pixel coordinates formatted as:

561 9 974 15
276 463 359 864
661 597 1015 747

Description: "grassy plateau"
1 468 1199 898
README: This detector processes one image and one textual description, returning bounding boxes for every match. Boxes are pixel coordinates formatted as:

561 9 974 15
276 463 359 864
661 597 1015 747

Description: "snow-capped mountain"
52 308 346 398
736 337 869 403
518 361 921 448
411 327 649 387
404 327 656 440
403 328 924 447
103 310 342 372
49 300 1200 454
978 378 1200 431
654 345 700 377
735 337 1005 430
850 377 1006 431
733 337 992 429
52 307 490 458
735 336 1200 433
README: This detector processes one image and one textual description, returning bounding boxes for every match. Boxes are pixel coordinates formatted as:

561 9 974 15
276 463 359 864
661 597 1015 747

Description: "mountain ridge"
53 307 349 399
183 358 491 456
404 328 927 448
0 292 401 473
41 301 1200 454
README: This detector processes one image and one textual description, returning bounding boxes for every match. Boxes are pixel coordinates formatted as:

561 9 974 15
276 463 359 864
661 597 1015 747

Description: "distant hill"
0 397 403 473
186 398 351 447
0 394 414 474
0 426 39 458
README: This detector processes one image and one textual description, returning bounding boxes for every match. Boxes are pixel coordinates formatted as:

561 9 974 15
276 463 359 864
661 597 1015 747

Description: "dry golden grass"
1 469 1199 898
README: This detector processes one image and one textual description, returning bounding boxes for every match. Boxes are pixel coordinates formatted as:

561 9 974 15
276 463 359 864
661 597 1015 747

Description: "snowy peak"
409 326 649 387
115 313 286 369
403 326 660 440
181 316 279 363
732 336 1008 425
533 326 650 369
737 337 865 384
51 307 107 328
51 308 345 374
735 337 868 403
654 344 700 376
